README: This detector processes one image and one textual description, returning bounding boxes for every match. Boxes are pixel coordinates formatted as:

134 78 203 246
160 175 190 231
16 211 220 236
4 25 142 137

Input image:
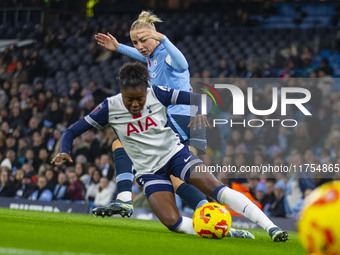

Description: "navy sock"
113 147 134 202
213 185 226 201
168 217 183 231
176 183 208 210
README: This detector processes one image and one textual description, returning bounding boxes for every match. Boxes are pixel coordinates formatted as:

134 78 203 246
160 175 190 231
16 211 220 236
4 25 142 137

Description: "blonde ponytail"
131 11 162 31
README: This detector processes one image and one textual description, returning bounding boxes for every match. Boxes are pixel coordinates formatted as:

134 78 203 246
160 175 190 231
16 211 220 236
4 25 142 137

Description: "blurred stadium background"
0 0 340 229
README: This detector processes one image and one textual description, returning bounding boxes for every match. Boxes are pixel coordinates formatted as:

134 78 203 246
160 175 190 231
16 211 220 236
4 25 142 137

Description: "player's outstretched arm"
51 118 97 167
96 32 147 63
95 32 119 51
152 86 211 129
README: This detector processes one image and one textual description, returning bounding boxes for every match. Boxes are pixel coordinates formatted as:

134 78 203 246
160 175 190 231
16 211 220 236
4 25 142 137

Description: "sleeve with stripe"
60 119 95 153
152 85 211 114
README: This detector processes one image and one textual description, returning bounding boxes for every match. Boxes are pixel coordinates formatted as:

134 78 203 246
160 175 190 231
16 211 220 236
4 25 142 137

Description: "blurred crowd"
199 43 340 219
1 9 340 219
0 39 123 206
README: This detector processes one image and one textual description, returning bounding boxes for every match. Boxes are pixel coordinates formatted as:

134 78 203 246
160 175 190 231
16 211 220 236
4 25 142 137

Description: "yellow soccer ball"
298 181 340 255
193 202 232 239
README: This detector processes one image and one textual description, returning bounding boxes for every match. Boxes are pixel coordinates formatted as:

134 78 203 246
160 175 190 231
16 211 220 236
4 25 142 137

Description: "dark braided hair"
118 62 150 90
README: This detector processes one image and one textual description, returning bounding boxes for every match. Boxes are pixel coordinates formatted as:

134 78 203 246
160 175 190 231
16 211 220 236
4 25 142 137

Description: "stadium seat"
83 54 94 66
70 54 81 66
56 71 66 79
60 60 72 71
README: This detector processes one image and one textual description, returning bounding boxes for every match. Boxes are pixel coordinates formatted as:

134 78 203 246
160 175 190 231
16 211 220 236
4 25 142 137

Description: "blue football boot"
269 227 288 242
226 228 255 239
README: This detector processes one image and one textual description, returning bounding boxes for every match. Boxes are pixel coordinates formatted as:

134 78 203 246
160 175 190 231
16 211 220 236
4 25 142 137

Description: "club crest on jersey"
146 106 152 114
127 116 158 136
153 59 157 66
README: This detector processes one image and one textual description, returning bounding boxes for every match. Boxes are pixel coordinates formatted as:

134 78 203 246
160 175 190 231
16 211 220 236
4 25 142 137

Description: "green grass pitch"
0 208 306 255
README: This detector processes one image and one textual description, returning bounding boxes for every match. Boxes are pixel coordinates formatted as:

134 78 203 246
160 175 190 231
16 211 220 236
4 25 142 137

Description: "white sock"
116 191 132 202
174 216 196 235
217 186 276 232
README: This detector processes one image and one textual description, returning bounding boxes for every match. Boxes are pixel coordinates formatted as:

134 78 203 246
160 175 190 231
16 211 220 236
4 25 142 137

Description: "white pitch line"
0 247 123 255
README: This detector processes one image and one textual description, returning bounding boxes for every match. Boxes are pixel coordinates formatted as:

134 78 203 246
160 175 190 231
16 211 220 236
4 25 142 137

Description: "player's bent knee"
112 140 123 151
147 191 180 228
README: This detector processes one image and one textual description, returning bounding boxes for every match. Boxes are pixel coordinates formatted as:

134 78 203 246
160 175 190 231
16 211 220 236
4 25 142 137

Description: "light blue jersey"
117 36 191 117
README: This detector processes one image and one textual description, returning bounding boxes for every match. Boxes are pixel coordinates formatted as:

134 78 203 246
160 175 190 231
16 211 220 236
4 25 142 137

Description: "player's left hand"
137 29 164 42
188 114 210 130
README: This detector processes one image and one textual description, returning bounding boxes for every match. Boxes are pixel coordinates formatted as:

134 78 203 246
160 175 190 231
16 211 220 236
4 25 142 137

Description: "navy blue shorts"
136 146 203 198
167 114 207 155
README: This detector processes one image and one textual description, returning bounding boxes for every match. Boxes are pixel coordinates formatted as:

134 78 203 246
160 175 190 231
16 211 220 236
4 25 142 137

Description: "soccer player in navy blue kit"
52 63 288 241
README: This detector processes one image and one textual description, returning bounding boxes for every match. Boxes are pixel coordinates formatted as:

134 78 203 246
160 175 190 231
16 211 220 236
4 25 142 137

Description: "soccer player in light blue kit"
51 63 288 241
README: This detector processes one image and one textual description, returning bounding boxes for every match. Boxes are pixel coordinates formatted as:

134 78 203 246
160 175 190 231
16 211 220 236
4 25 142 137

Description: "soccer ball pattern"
193 202 232 239
298 181 340 255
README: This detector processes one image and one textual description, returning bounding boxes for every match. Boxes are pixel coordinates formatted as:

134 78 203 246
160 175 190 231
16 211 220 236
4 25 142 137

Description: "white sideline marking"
0 247 118 255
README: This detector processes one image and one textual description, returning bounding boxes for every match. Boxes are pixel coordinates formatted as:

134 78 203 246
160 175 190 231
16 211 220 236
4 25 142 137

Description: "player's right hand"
188 114 210 131
95 33 119 51
51 152 73 165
